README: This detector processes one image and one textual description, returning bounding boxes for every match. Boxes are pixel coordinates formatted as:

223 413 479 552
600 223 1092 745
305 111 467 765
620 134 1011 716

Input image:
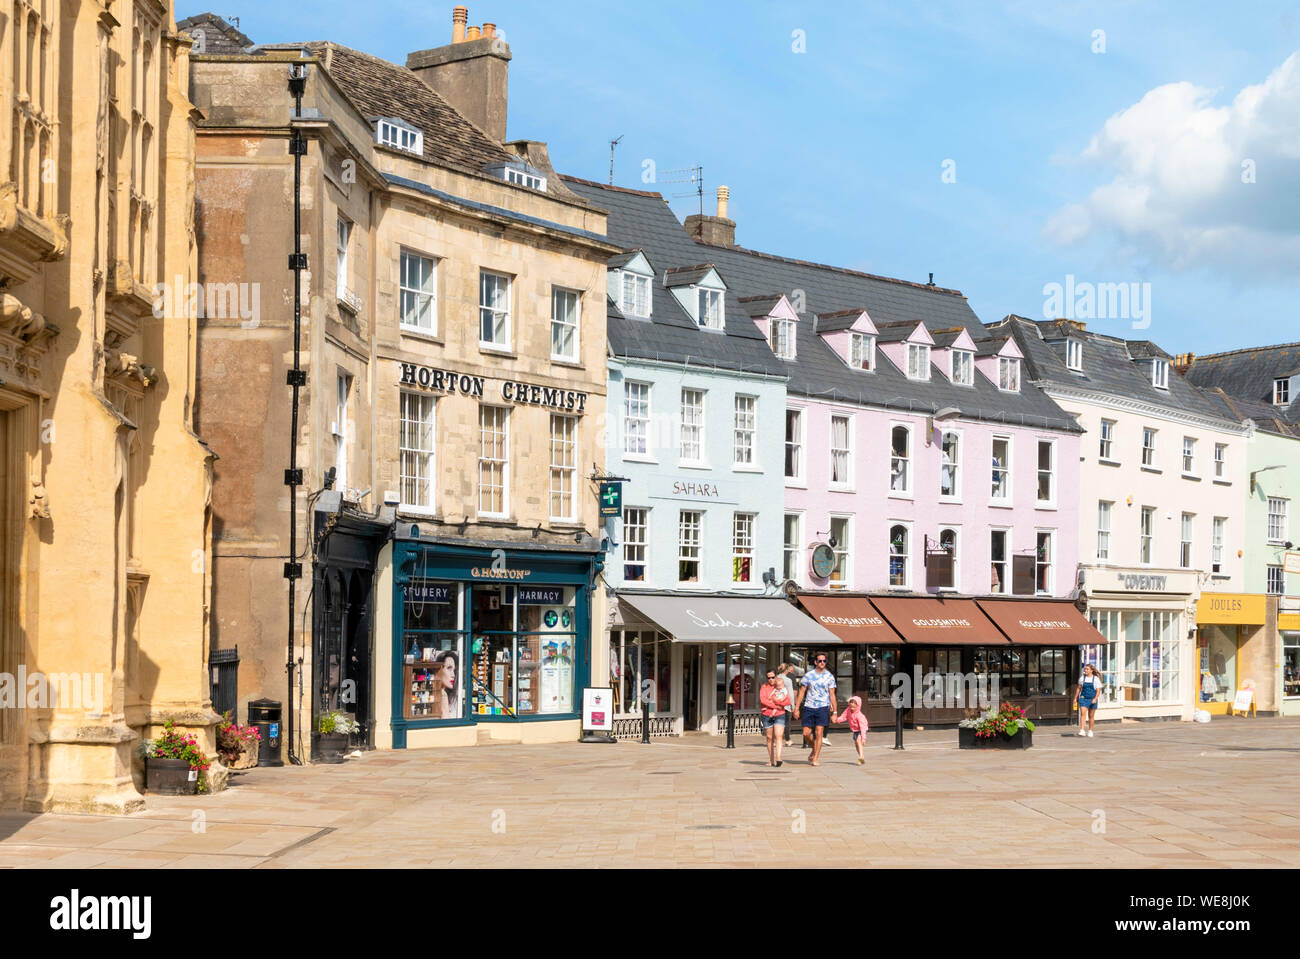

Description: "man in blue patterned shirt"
793 653 838 766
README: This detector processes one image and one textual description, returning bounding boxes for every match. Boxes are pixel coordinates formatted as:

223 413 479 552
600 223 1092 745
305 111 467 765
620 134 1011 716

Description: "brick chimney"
685 186 737 247
1173 352 1196 374
407 6 511 142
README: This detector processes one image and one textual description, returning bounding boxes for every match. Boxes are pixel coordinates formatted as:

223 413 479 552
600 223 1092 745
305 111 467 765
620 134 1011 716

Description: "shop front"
374 532 603 749
795 594 904 728
1194 592 1267 715
1282 609 1300 717
606 592 844 738
1078 567 1198 721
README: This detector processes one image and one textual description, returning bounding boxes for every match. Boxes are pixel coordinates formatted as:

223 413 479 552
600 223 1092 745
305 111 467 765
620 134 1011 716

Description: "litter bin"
246 698 283 767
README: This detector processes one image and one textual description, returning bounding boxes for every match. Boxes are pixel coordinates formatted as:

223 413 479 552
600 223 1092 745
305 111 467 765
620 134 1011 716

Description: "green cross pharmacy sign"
598 481 622 517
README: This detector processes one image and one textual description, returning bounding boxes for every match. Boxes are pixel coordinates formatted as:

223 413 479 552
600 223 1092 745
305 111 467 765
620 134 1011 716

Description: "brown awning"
795 595 903 645
870 597 1009 646
977 599 1104 646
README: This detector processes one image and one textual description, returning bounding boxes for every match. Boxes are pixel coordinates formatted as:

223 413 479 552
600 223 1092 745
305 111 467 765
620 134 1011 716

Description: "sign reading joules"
399 362 588 413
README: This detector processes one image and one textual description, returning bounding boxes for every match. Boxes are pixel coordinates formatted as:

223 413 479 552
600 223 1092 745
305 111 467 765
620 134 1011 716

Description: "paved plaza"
1 718 1298 868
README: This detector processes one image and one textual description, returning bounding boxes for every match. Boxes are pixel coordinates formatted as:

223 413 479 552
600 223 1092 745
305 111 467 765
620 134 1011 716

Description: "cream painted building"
1002 318 1250 721
1 0 219 813
187 9 616 759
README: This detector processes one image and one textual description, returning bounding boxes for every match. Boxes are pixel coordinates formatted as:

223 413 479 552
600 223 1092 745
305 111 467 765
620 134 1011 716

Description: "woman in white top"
1074 663 1103 737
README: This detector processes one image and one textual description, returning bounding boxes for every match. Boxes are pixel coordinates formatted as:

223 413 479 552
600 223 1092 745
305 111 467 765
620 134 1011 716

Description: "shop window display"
1284 634 1300 700
1199 627 1236 703
401 580 464 720
469 584 577 717
1086 609 1179 704
716 643 768 710
609 630 671 714
855 646 900 700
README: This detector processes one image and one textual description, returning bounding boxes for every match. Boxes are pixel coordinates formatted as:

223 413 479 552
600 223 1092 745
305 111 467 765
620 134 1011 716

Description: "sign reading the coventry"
399 362 588 413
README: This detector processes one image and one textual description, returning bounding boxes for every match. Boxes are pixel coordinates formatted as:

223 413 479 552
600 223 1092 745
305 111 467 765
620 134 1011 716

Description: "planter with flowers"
958 704 1035 749
216 711 261 770
312 711 360 764
144 719 213 793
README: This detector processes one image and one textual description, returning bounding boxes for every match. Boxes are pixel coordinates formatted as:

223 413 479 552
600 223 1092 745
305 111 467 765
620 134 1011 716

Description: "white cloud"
1046 52 1300 277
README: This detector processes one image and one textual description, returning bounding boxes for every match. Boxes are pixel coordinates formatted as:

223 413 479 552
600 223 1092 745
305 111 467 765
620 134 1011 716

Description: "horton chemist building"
189 10 617 756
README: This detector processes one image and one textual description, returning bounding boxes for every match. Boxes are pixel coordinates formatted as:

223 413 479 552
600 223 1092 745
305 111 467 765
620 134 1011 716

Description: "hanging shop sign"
399 362 588 413
1285 552 1300 575
598 481 622 517
810 544 837 579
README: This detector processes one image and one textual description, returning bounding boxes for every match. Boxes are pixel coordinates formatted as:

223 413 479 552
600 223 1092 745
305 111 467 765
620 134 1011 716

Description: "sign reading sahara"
599 481 622 517
582 687 613 732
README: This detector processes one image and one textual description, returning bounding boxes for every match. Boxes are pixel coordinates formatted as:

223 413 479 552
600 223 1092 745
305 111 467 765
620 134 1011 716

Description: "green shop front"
373 531 603 749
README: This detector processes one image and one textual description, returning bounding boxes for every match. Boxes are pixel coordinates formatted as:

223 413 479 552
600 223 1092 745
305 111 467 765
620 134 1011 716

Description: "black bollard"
640 697 651 744
893 703 904 750
725 699 735 749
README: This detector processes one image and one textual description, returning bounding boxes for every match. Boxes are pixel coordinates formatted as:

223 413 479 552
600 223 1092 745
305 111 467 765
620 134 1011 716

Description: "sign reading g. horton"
399 362 588 413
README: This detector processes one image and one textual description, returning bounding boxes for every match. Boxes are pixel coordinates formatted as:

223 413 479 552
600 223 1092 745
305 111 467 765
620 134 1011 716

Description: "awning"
796 595 903 645
617 594 844 645
870 597 1008 646
976 599 1104 646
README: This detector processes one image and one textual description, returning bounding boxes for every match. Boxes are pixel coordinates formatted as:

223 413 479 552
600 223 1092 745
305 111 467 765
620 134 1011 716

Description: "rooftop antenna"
660 164 705 219
227 15 240 28
609 135 623 185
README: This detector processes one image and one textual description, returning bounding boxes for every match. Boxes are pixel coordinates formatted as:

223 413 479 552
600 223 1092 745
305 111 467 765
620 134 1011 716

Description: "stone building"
187 7 617 758
1 0 218 813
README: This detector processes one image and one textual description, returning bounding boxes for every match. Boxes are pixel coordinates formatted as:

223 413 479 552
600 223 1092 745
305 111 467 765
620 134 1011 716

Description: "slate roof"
997 315 1242 426
814 309 867 333
178 13 254 54
561 175 1080 431
1207 390 1300 439
663 264 720 288
1185 342 1300 421
738 294 786 318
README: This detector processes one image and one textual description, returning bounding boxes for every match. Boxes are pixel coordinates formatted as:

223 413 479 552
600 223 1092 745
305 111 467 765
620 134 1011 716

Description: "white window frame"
1066 339 1083 371
937 526 960 592
829 514 852 588
732 512 756 584
1275 378 1291 406
549 414 578 522
1036 439 1056 506
399 249 437 334
550 287 581 363
850 333 875 371
1097 501 1112 562
1141 427 1157 468
698 287 724 331
1179 512 1194 569
477 405 510 518
622 507 649 583
732 394 757 468
940 429 961 500
906 343 931 381
680 388 706 466
1214 443 1227 479
829 413 853 489
1151 359 1170 390
623 381 652 459
950 350 973 386
336 216 351 301
1267 565 1285 596
1035 529 1055 596
1140 506 1155 565
1212 517 1225 574
619 271 652 318
1267 497 1289 544
998 356 1020 392
334 371 351 491
479 270 512 350
782 512 803 584
376 118 423 155
889 422 913 497
990 435 1012 504
1099 418 1116 461
678 510 703 584
399 391 436 513
989 528 1009 594
1182 436 1197 477
769 318 796 359
888 521 912 589
784 408 804 482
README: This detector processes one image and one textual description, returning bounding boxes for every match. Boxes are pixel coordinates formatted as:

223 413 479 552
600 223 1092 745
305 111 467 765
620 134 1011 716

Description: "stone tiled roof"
178 13 254 54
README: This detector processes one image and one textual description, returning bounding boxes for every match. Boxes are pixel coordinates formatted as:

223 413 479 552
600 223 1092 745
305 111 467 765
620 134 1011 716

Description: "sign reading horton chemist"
399 361 589 413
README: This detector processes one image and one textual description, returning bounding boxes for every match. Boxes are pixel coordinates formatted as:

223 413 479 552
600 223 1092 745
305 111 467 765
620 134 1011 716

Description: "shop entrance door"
682 647 701 731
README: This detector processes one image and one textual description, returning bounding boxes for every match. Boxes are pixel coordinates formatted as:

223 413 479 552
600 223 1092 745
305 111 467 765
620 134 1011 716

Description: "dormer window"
998 357 1020 392
699 288 724 331
950 350 973 386
850 333 875 371
769 318 796 359
621 273 651 318
1066 339 1083 371
1151 359 1169 390
906 343 930 381
1275 378 1291 406
483 159 547 192
374 117 423 155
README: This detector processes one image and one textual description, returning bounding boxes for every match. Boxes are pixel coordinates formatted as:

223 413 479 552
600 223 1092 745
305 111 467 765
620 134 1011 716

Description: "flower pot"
146 757 199 795
959 726 1033 749
312 732 350 764
229 738 259 770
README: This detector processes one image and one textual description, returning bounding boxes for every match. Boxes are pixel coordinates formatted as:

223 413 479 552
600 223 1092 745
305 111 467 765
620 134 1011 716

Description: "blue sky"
194 1 1300 353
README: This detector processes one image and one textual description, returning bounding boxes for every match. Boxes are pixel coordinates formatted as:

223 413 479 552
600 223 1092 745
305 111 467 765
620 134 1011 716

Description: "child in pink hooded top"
834 696 869 765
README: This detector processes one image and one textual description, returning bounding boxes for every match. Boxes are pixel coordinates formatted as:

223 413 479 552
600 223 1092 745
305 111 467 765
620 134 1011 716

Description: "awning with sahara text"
617 594 845 645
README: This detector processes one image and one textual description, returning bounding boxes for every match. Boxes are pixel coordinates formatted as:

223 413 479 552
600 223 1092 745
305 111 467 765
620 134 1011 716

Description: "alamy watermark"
0 666 104 712
1042 274 1151 330
152 275 261 329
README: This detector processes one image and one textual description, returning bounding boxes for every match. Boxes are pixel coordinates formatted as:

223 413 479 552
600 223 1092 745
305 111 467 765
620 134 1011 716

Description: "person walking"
1075 663 1102 737
779 663 795 745
833 695 869 765
759 668 790 766
793 652 838 766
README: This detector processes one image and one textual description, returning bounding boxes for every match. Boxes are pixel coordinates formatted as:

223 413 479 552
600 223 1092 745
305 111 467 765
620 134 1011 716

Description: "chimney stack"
408 7 512 142
684 184 737 247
